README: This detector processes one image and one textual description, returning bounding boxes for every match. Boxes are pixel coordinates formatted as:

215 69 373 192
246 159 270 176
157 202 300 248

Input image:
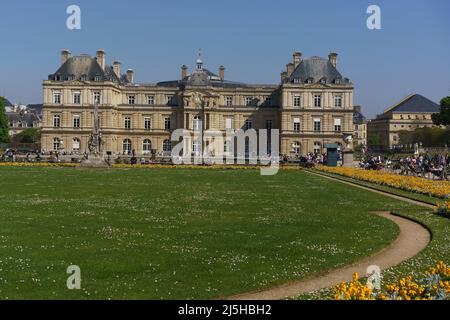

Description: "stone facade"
367 94 440 150
41 49 354 158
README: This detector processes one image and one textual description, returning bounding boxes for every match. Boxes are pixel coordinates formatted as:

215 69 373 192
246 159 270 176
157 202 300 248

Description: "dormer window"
293 78 300 84
55 74 61 81
320 78 327 84
80 75 87 81
94 75 102 82
306 78 313 84
68 75 75 81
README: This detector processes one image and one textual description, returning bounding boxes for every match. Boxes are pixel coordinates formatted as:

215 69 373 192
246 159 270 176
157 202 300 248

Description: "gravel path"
225 171 431 300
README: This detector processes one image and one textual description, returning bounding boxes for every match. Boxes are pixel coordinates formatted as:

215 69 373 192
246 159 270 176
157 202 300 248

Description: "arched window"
123 139 132 155
72 138 80 152
292 141 301 155
143 139 152 155
163 140 172 152
53 138 61 151
313 142 322 155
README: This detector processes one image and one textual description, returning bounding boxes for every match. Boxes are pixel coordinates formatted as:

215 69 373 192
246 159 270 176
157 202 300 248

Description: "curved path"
226 172 431 300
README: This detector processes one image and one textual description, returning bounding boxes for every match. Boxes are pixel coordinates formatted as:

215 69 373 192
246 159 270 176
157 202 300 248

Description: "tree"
12 128 41 144
432 96 450 126
0 96 10 144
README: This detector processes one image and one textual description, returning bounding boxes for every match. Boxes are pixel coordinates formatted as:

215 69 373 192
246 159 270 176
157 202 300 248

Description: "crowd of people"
360 153 450 180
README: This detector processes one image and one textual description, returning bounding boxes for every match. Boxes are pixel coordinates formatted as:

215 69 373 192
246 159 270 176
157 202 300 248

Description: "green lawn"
0 166 427 299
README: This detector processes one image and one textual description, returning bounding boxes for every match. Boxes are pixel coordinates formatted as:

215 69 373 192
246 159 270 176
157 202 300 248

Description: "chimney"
219 65 225 81
328 52 338 68
293 52 302 68
126 69 134 83
181 65 187 79
281 71 287 82
61 49 71 65
113 61 121 78
96 49 106 70
286 63 294 77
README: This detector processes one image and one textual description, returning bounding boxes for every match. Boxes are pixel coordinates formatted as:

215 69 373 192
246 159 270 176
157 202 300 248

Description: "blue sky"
0 0 449 118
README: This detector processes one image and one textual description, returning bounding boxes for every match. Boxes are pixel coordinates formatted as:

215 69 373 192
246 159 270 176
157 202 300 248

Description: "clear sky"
0 0 449 118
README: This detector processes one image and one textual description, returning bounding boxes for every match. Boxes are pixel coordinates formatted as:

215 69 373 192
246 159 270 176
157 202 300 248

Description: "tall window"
73 92 81 104
128 95 135 105
313 142 322 155
163 140 172 152
293 141 301 155
334 95 342 108
167 96 174 106
293 95 301 107
193 116 202 131
72 138 80 152
164 117 171 131
225 117 233 130
123 139 132 155
313 118 321 132
143 139 152 155
266 119 273 130
293 118 300 132
224 139 231 153
53 138 60 151
314 94 322 107
245 97 254 106
144 117 152 130
53 114 61 128
265 96 272 106
124 116 131 129
192 140 201 156
73 115 80 128
147 95 154 105
334 118 342 133
53 91 61 104
93 92 101 104
245 119 253 130
226 96 233 107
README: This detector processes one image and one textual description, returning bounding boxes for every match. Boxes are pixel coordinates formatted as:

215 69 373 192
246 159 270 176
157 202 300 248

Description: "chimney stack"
281 71 287 82
286 63 294 77
61 49 71 65
219 65 225 81
181 65 187 79
96 49 106 70
328 52 338 68
113 61 121 78
293 52 302 68
126 69 134 83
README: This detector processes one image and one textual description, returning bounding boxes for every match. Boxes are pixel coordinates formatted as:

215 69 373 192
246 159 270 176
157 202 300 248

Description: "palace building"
367 94 440 150
41 49 354 157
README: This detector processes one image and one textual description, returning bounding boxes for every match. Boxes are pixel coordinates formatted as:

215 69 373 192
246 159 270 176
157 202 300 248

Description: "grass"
0 166 434 300
296 170 450 300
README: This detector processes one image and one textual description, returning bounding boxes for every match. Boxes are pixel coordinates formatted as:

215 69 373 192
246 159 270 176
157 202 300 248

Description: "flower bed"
333 261 450 300
316 166 450 199
0 162 77 168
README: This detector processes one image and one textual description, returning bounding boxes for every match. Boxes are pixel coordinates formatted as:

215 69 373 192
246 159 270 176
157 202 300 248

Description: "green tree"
0 96 10 144
12 128 41 144
432 96 450 126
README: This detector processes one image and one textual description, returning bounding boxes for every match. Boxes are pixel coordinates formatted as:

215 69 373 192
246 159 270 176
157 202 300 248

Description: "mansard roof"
7 112 41 124
157 68 248 88
48 55 123 84
383 94 440 114
2 98 13 107
286 56 350 84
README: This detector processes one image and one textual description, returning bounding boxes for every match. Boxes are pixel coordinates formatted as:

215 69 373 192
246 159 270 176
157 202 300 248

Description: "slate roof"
354 111 367 124
7 112 41 126
2 98 13 107
384 94 440 114
285 56 350 84
48 55 124 84
157 68 248 88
